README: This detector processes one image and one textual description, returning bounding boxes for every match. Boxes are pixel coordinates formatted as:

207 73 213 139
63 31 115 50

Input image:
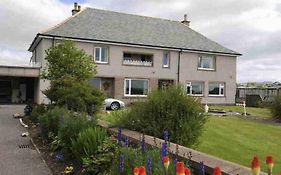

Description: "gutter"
28 33 242 56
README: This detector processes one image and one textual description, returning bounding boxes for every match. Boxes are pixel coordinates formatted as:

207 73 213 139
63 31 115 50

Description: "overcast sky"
0 0 280 83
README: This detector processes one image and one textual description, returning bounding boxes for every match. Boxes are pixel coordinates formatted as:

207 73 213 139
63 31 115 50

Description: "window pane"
186 85 191 94
199 56 214 69
125 80 130 95
101 48 108 62
163 52 169 67
192 83 203 95
89 78 101 89
131 80 148 95
209 83 220 95
95 48 100 61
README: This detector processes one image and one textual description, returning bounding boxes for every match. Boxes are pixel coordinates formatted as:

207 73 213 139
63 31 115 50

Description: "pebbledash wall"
33 38 236 105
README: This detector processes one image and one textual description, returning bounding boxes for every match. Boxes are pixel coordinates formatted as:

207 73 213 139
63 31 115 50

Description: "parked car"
104 98 125 110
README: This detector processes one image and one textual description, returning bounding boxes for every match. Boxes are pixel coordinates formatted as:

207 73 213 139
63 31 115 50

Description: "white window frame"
163 52 170 68
124 79 149 97
186 82 204 96
94 47 108 63
208 82 225 96
198 55 215 71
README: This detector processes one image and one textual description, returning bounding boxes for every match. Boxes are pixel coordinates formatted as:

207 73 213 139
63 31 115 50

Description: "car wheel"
110 102 120 110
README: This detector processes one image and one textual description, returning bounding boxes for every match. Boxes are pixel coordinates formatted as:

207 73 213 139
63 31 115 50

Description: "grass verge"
197 116 281 172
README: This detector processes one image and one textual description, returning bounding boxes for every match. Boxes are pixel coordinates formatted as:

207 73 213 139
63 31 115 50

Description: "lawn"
210 105 272 119
197 116 281 172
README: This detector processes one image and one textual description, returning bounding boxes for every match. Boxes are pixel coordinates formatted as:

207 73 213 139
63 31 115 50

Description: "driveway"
0 105 51 175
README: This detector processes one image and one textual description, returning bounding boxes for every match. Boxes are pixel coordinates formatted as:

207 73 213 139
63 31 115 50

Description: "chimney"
181 14 190 27
72 2 81 15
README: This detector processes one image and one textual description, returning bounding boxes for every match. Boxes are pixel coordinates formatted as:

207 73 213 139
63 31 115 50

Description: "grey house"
29 4 241 105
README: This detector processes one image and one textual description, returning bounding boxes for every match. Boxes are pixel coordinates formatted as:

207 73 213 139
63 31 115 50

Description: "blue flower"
161 142 168 157
54 153 64 161
173 158 177 169
141 134 146 153
199 161 205 175
146 157 152 175
119 154 125 172
124 136 129 147
163 130 169 143
117 127 122 145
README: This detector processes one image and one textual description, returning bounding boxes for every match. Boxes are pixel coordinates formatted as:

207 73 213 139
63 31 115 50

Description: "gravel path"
0 105 51 175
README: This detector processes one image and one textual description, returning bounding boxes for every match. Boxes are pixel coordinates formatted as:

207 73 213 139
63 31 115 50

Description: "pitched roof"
39 8 240 55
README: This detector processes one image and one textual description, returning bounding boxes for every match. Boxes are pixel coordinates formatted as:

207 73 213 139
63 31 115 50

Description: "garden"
24 41 281 175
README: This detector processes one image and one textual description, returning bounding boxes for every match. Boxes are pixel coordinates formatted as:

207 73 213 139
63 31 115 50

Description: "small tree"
42 41 104 113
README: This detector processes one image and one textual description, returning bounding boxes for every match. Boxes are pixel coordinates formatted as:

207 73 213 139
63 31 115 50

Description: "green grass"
197 116 281 172
210 105 272 118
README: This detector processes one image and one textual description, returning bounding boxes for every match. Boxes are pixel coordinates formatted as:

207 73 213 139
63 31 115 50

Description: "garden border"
98 119 266 175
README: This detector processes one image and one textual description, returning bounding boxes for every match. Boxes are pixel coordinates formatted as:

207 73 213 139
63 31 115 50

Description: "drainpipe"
177 49 182 83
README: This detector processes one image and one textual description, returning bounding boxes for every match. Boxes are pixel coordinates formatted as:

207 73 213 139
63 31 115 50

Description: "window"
123 52 153 66
163 52 170 68
124 79 149 96
186 82 204 96
94 47 108 63
198 55 215 70
209 82 225 96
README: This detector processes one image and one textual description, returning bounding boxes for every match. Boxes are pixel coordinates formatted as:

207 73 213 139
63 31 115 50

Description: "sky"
0 0 281 83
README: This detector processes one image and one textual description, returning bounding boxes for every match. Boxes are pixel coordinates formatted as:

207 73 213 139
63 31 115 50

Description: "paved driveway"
0 105 51 175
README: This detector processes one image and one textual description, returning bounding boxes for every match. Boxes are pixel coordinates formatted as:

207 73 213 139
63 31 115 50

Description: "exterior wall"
35 38 237 105
180 52 236 104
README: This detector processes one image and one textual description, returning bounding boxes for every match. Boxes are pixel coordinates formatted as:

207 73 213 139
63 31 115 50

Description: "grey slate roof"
42 8 240 55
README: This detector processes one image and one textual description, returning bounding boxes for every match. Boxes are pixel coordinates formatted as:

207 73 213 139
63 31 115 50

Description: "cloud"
0 0 280 82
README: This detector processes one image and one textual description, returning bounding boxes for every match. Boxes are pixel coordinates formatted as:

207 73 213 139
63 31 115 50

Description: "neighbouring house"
28 3 241 105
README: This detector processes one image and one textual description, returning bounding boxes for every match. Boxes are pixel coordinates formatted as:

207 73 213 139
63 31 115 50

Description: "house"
28 3 241 105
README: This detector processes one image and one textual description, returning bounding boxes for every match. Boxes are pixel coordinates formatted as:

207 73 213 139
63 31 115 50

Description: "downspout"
177 49 182 83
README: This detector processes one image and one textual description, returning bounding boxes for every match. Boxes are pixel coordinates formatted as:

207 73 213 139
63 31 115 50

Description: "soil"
23 117 82 175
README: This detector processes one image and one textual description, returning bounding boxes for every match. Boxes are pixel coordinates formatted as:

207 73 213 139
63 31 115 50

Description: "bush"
117 85 206 147
29 104 47 123
39 107 69 140
71 127 108 162
58 112 96 153
270 95 281 120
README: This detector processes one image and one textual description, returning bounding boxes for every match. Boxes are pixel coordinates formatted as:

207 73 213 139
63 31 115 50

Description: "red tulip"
163 156 170 170
251 156 260 175
185 167 191 175
213 167 221 175
139 166 146 175
176 162 185 175
266 156 274 174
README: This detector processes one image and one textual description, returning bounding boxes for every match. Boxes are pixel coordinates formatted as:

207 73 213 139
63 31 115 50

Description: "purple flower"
173 158 177 169
161 142 168 157
163 130 169 143
147 157 152 175
117 127 122 145
54 153 64 161
124 136 129 147
200 161 205 175
141 134 146 153
119 154 125 172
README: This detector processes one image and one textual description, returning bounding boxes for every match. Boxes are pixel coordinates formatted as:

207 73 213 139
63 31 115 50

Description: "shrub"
82 138 117 174
71 127 108 162
270 95 281 120
29 104 47 123
39 107 69 140
117 85 206 147
58 112 96 153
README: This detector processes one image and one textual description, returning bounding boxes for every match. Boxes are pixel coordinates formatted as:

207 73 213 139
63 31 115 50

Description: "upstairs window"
186 82 204 96
123 52 153 67
209 82 225 96
163 52 170 68
198 55 215 70
94 47 108 63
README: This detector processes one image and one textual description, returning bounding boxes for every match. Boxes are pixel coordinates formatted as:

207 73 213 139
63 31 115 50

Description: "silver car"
104 98 125 110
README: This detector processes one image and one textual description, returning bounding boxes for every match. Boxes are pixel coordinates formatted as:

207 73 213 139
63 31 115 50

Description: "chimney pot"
72 2 81 15
74 2 78 10
181 14 190 27
78 5 81 11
